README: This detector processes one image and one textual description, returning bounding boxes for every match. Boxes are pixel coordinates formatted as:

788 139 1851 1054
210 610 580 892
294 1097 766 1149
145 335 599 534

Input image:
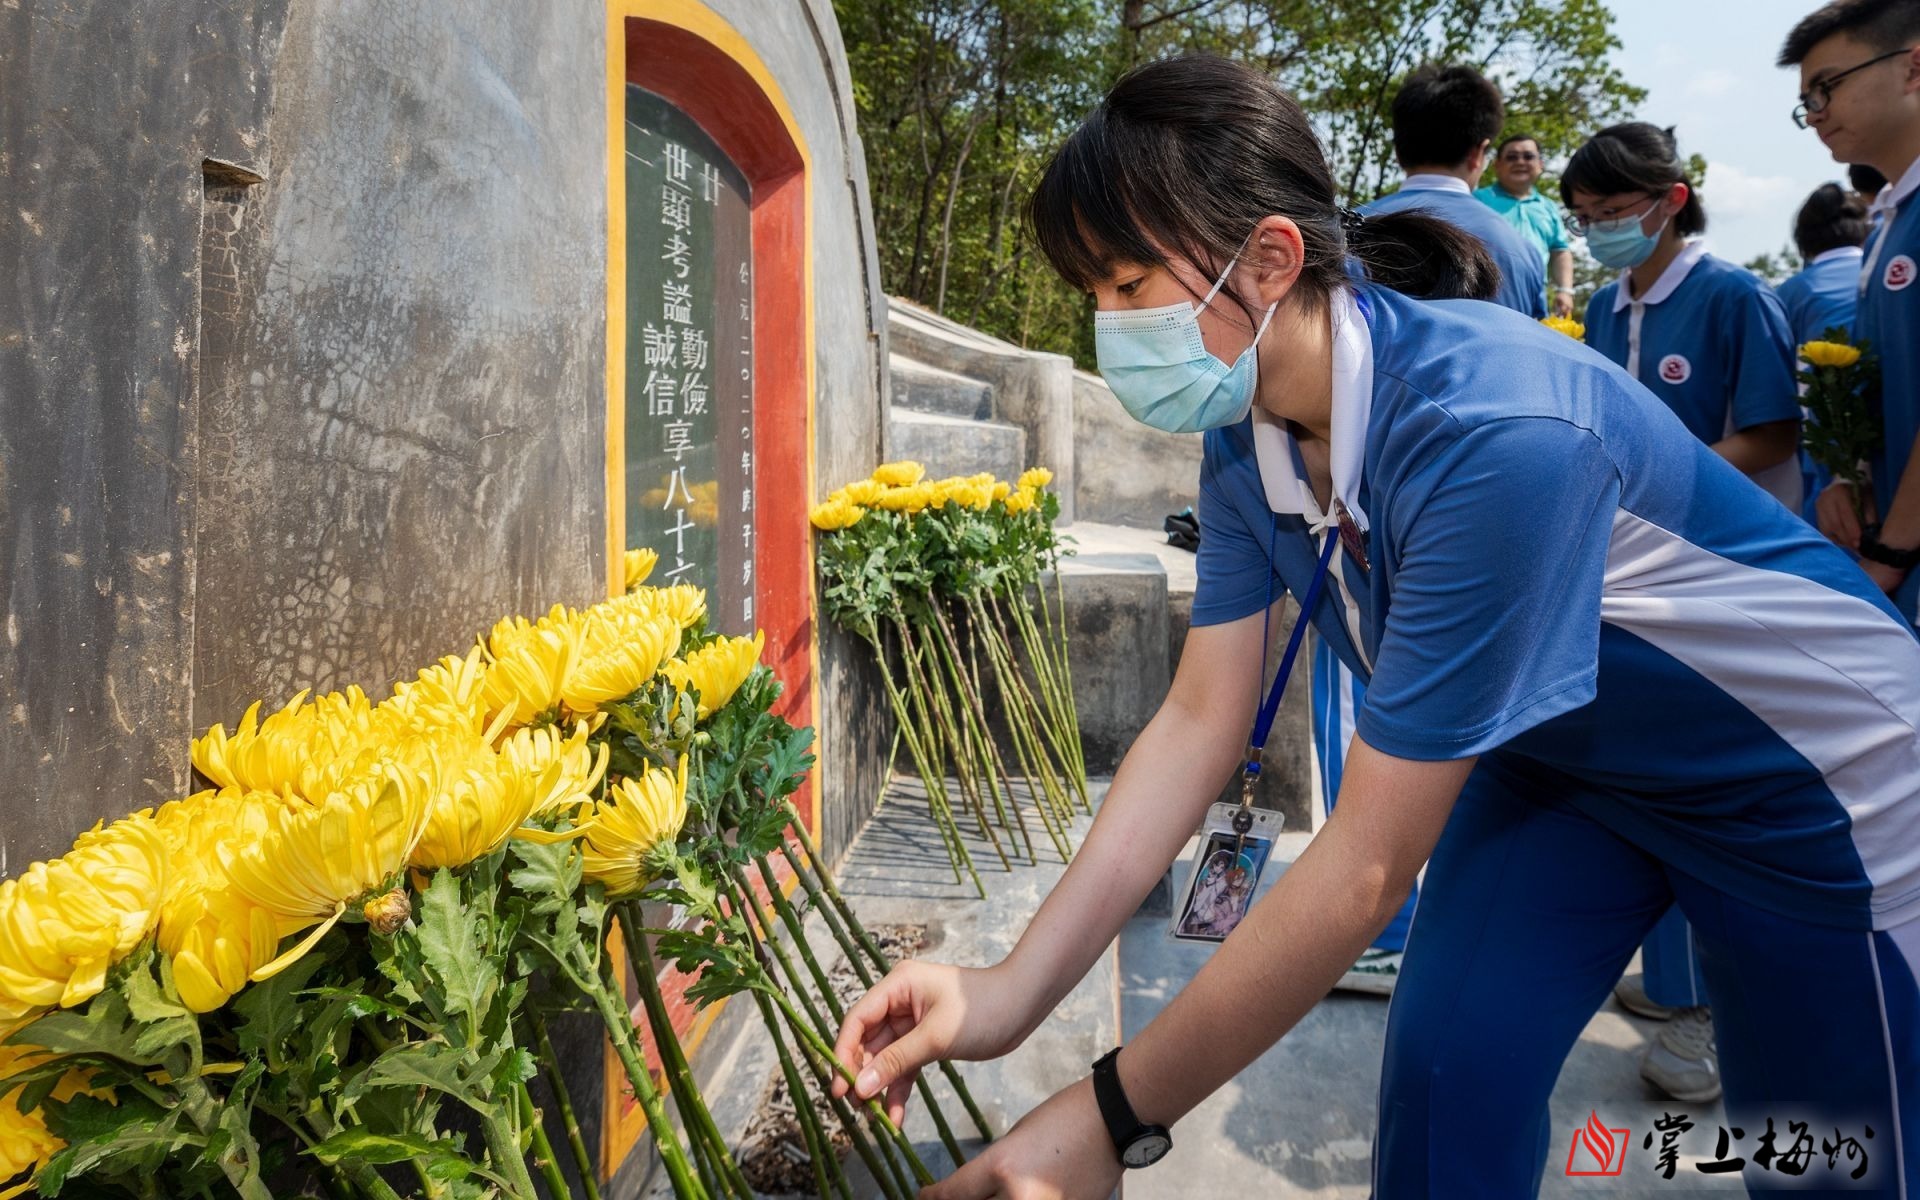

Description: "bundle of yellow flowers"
1541 315 1585 340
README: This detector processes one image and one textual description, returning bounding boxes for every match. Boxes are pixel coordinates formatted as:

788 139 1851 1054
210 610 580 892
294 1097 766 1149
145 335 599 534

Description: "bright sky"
1603 0 1850 265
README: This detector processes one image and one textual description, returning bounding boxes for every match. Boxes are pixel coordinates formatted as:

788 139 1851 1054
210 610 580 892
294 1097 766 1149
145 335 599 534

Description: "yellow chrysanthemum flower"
580 759 689 898
810 498 866 531
1017 466 1054 491
193 687 380 797
151 789 280 1014
662 631 765 719
873 482 935 513
872 460 926 487
0 816 166 1024
502 722 610 817
562 612 681 714
1004 486 1037 515
381 649 490 739
0 1041 109 1191
624 547 659 591
222 763 433 981
409 740 546 871
1540 315 1586 340
481 621 579 729
615 583 708 631
1800 339 1862 368
991 481 1012 502
839 479 887 506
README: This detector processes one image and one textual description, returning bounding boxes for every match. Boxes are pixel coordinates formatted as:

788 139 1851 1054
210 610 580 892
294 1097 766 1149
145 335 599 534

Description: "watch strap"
1861 525 1920 569
1091 1047 1169 1167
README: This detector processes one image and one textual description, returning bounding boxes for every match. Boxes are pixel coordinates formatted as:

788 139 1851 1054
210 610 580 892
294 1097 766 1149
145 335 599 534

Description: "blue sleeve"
1726 284 1802 431
1190 445 1274 627
1355 417 1620 761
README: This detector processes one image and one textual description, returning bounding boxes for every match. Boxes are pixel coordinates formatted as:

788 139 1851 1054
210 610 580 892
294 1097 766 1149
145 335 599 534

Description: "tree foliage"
837 0 1646 362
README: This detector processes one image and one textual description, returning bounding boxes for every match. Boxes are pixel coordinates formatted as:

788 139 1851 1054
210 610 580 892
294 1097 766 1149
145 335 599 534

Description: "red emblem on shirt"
1886 254 1916 292
1658 354 1692 384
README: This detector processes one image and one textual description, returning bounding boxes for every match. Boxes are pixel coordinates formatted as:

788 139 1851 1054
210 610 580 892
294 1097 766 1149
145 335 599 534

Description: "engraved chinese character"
661 465 696 510
661 186 692 234
679 329 709 371
663 141 691 188
662 233 691 279
680 373 709 415
700 160 722 203
662 420 693 461
662 281 693 325
642 369 677 418
738 261 749 285
667 558 697 582
666 509 695 556
641 322 678 368
743 594 753 623
741 487 752 512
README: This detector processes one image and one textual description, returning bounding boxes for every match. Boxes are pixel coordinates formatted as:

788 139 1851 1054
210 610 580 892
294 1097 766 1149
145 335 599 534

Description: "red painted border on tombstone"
626 17 816 833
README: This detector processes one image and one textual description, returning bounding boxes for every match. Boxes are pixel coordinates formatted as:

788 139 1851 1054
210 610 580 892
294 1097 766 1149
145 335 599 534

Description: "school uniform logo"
1657 354 1692 385
1885 254 1916 292
1565 1111 1630 1177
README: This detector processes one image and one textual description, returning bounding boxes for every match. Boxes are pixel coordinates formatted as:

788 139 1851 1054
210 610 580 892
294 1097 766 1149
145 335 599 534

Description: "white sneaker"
1614 974 1679 1021
1639 1007 1722 1103
1334 948 1401 996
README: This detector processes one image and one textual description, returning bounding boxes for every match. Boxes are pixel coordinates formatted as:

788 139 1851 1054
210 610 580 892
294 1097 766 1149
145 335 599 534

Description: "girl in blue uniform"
833 57 1920 1199
1563 122 1807 1107
1778 182 1870 524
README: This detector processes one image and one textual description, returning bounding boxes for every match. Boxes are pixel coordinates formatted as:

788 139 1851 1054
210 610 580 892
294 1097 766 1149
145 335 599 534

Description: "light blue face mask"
1584 203 1673 269
1093 248 1278 435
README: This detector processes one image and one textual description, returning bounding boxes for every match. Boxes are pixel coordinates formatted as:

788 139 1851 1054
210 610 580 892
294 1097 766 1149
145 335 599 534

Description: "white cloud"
1703 160 1800 219
1686 69 1739 99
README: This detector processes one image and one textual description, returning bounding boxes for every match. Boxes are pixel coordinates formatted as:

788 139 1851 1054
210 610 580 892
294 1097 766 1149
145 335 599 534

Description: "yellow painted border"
602 0 825 1180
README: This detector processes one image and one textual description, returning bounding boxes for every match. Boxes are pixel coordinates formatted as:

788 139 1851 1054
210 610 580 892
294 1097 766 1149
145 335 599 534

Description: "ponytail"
1346 209 1503 302
1027 55 1495 312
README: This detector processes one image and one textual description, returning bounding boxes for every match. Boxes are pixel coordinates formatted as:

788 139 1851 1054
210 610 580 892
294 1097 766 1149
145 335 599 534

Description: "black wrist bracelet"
1859 525 1920 570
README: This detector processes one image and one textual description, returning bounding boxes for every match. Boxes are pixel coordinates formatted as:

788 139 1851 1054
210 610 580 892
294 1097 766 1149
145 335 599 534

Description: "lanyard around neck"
1239 517 1339 808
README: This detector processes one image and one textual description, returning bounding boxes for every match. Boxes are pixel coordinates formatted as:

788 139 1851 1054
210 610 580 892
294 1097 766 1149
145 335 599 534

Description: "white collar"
1397 173 1473 196
1812 245 1865 266
1611 239 1710 312
1250 288 1373 532
1872 156 1920 224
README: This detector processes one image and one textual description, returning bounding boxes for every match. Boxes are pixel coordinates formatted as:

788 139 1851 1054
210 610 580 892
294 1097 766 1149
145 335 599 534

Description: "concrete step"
888 408 1026 483
890 354 995 420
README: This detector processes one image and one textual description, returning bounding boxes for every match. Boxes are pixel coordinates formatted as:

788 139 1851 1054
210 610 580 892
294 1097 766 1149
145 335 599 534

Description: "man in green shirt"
1474 134 1576 316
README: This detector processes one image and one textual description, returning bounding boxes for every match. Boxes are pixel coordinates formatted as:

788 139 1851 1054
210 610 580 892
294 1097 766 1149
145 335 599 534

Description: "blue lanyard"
1241 516 1339 800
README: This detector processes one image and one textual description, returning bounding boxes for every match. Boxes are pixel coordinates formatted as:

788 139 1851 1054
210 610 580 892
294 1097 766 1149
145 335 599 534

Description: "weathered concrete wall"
0 0 889 876
1072 369 1204 528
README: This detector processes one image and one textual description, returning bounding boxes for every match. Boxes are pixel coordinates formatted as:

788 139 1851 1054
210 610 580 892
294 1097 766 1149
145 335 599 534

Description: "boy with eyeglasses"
1783 0 1920 623
1475 135 1578 316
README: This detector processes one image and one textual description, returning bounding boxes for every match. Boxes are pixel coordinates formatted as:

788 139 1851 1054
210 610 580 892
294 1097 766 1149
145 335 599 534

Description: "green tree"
838 0 1647 364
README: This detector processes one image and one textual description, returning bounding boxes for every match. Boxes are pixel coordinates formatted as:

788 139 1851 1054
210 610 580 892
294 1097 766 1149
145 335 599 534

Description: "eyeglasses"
1793 47 1914 127
1565 193 1661 237
1500 151 1541 164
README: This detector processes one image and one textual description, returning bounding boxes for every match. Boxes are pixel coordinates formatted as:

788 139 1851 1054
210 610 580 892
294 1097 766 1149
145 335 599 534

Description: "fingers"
856 1022 942 1104
833 969 911 1097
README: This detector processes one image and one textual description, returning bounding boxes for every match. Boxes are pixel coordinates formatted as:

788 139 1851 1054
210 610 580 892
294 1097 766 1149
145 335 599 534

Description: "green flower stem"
746 986 880 1200
530 1012 605 1200
518 1079 574 1200
478 1099 542 1200
914 603 1038 864
895 612 1014 866
614 905 755 1200
778 804 995 1142
970 594 1077 831
863 625 984 892
583 958 711 1200
172 1075 275 1200
990 589 1088 812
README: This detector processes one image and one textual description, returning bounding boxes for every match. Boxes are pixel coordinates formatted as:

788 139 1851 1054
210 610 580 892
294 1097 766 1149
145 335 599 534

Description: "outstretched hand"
832 959 1032 1125
921 1077 1121 1200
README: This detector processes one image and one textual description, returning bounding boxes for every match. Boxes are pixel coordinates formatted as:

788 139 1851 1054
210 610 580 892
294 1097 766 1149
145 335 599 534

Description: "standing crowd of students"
833 2 1920 1195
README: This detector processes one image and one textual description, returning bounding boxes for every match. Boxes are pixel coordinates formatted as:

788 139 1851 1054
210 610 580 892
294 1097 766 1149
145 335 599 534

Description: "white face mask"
1093 241 1278 435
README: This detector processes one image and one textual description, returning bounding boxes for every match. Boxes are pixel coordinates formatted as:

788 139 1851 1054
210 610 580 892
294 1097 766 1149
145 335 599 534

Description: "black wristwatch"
1090 1048 1172 1168
1860 524 1920 570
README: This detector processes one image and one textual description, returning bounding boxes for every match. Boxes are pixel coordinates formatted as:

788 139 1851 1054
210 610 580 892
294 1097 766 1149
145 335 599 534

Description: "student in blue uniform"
1359 63 1546 318
833 56 1920 1200
1563 121 1804 1107
1778 182 1871 523
1782 0 1920 625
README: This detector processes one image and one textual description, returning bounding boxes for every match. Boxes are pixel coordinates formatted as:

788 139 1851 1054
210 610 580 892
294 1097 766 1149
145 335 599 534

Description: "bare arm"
1550 250 1575 317
1712 417 1800 474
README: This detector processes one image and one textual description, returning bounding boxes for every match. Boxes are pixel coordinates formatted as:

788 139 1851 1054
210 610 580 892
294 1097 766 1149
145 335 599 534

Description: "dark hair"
1026 55 1500 313
1851 161 1889 195
1391 64 1505 169
1780 0 1920 65
1496 134 1541 157
1794 182 1871 256
1559 122 1708 236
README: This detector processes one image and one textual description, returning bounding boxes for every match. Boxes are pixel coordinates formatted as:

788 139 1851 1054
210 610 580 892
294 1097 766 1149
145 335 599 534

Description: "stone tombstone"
623 88 757 632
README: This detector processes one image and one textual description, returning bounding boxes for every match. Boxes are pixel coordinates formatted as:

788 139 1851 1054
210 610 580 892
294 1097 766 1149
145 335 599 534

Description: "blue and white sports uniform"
1778 245 1864 524
1858 158 1920 625
1361 175 1547 319
1192 283 1920 1196
1584 240 1803 511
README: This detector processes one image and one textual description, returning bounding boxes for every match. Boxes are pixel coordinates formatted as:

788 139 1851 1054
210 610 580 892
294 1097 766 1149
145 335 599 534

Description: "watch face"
1122 1132 1172 1168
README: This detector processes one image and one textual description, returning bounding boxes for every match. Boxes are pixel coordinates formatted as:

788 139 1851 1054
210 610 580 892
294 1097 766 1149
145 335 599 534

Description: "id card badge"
1170 801 1284 944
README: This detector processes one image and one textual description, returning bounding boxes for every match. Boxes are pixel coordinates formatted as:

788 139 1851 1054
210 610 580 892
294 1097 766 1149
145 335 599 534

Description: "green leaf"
415 869 498 1026
346 1041 503 1111
232 949 329 1066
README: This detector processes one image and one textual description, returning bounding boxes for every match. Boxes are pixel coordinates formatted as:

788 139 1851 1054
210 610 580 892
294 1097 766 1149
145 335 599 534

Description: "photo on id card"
1172 829 1274 943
